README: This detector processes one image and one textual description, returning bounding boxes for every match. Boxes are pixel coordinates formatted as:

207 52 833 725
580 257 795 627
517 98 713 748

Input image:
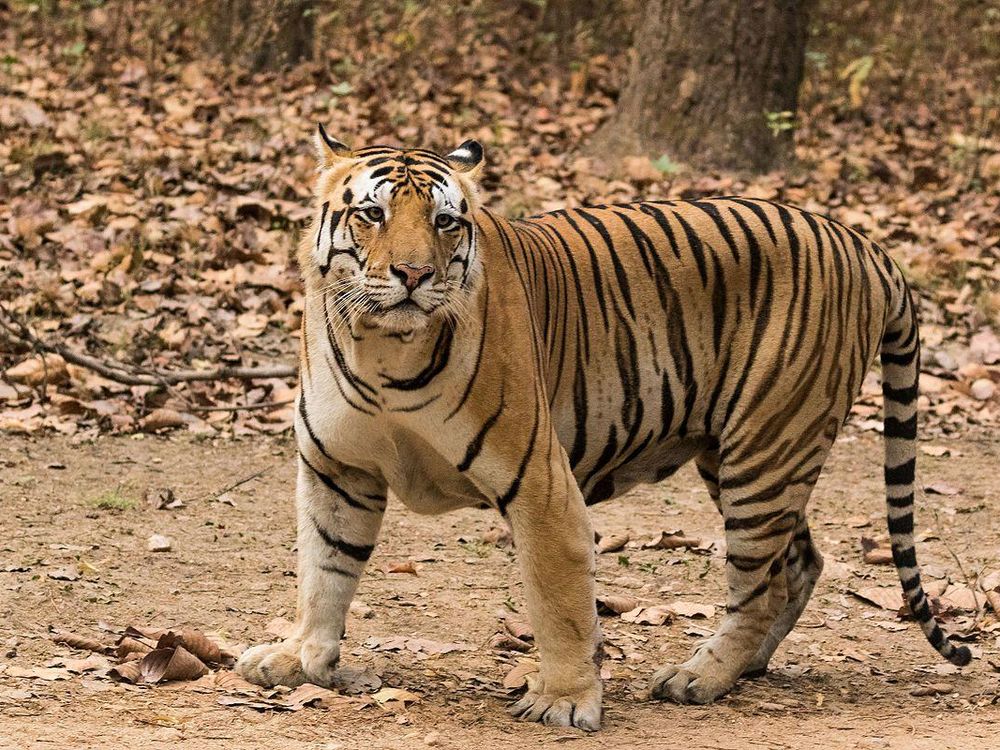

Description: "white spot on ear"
448 147 473 161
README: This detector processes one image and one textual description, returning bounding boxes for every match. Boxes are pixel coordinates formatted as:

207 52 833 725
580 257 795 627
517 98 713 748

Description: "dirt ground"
1 428 998 750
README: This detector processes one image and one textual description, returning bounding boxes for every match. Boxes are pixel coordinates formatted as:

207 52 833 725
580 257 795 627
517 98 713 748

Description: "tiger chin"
235 126 971 731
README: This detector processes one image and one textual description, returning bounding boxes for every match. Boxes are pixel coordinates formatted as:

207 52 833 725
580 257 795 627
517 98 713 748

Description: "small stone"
970 378 995 401
424 731 441 746
147 534 172 552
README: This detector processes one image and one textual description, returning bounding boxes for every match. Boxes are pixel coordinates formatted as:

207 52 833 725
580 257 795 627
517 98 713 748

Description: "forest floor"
1 428 998 750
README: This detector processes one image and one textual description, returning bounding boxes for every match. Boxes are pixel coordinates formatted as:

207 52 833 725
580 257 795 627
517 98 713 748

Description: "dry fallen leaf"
924 481 962 496
621 605 673 626
502 661 539 690
488 632 532 652
849 586 905 612
139 644 209 683
371 687 421 706
387 560 418 575
503 618 534 642
596 533 629 554
50 629 111 654
47 565 80 581
596 594 640 615
3 665 72 681
642 529 702 551
860 536 894 565
668 601 716 619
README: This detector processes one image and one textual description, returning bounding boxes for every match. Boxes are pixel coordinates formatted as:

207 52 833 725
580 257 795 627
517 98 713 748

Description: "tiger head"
303 125 485 333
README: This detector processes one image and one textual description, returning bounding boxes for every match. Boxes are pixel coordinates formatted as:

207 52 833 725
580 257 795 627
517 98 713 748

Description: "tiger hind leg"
651 477 815 704
741 518 824 678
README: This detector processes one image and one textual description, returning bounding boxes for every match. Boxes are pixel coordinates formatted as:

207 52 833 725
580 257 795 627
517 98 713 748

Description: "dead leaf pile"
0 4 997 437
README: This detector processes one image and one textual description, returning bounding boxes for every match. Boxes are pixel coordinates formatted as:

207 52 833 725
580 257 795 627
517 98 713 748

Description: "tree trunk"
251 0 315 71
209 0 315 71
593 0 815 172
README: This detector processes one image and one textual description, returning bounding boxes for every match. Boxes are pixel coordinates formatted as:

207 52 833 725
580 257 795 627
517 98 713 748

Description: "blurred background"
1 0 998 437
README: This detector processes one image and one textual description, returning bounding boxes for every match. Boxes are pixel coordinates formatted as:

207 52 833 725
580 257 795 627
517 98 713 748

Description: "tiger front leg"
505 455 603 731
236 454 386 688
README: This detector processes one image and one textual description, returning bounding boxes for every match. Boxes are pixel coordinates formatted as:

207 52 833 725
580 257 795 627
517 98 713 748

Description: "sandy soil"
1 428 998 750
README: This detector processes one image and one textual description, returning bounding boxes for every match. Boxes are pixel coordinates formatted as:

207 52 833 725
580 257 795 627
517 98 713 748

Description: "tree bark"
209 0 315 71
593 0 815 172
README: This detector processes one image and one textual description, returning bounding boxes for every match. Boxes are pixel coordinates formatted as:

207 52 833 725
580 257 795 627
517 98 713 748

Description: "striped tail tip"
948 644 972 667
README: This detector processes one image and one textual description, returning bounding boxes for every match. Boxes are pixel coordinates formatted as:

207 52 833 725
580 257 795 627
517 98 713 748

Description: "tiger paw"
649 660 736 704
235 637 340 688
508 675 602 731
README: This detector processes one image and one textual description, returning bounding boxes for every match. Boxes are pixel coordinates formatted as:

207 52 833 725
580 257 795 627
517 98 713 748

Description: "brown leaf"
139 644 209 683
177 627 223 664
910 683 954 697
47 565 80 581
502 661 538 690
3 666 71 681
140 408 188 432
330 665 382 695
939 584 981 612
849 586 905 612
620 605 673 626
387 560 418 575
924 481 962 496
596 533 629 554
487 632 532 652
189 670 260 694
116 636 153 659
503 618 534 641
108 660 144 683
596 594 640 615
371 687 421 706
641 530 702 551
668 601 715 619
860 537 894 565
50 629 110 654
4 354 69 386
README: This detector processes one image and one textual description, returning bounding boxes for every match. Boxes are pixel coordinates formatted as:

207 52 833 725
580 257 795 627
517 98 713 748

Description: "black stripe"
883 414 917 439
886 511 913 535
884 458 915 485
883 381 918 403
310 516 375 562
301 453 384 513
458 391 505 472
887 492 913 509
497 407 540 515
381 324 453 390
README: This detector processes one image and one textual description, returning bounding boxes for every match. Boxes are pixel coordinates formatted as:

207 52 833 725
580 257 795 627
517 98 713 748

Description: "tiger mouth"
378 299 427 314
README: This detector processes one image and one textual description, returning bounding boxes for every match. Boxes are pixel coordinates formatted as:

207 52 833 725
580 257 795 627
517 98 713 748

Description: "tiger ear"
314 123 352 169
445 139 484 178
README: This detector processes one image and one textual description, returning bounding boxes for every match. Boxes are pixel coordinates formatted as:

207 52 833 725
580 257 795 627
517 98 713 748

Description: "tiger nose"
390 263 435 292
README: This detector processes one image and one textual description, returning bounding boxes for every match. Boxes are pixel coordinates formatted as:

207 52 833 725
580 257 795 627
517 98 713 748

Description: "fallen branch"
0 301 298 386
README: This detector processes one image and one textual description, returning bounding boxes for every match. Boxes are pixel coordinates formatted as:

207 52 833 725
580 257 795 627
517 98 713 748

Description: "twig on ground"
187 399 295 413
208 468 270 500
0 301 297 386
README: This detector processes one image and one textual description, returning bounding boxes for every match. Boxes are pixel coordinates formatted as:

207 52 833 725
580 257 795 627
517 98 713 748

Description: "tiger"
235 125 971 731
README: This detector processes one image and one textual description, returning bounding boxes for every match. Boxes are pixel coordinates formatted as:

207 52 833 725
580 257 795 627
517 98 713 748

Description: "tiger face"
305 125 484 333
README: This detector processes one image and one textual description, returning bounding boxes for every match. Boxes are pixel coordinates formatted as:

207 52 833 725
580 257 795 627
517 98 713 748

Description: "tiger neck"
306 277 486 399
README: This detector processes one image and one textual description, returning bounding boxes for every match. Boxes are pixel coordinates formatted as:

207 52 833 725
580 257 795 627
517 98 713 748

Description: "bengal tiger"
235 126 971 730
